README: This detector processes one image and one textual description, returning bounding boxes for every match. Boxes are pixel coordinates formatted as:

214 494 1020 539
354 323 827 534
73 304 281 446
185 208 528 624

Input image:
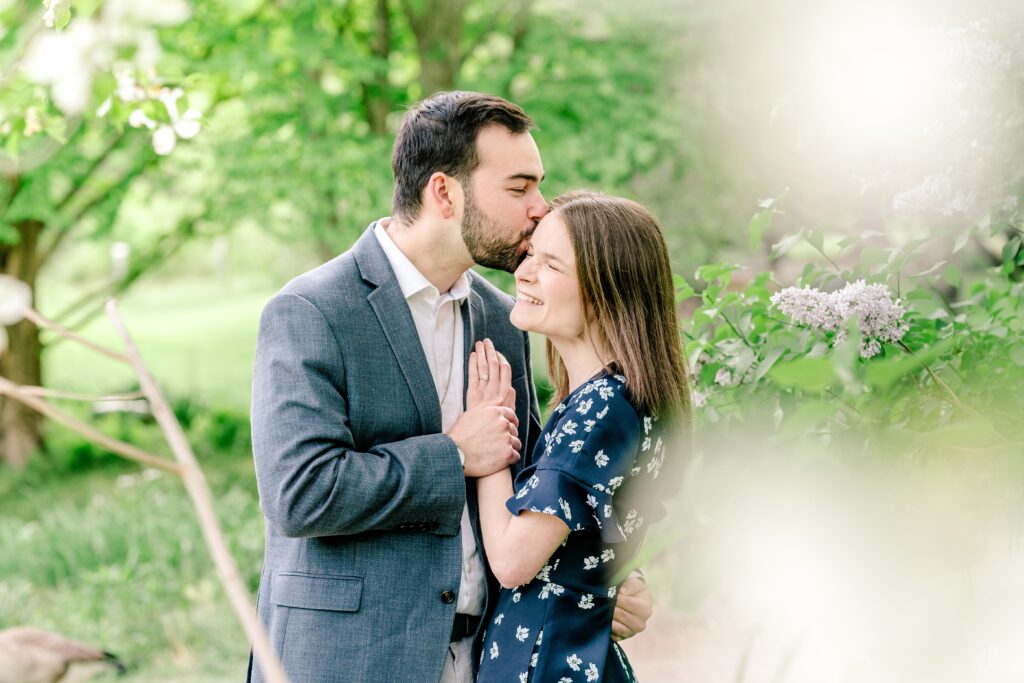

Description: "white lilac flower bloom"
771 279 909 358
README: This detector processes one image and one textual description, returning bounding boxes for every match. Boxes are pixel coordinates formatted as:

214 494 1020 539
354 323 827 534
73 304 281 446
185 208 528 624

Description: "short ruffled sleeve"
506 376 642 542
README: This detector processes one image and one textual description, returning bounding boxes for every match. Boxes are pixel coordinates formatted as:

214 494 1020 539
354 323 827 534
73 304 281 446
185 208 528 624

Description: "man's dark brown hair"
391 91 533 222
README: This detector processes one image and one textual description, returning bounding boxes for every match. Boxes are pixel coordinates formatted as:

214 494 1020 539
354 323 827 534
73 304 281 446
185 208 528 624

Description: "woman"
471 191 691 682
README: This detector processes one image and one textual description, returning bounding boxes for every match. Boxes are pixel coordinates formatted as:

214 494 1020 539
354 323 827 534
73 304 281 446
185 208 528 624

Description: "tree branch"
105 299 290 683
0 377 180 474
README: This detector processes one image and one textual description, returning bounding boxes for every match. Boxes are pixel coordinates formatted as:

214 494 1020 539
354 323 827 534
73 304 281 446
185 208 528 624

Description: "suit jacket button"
441 590 456 604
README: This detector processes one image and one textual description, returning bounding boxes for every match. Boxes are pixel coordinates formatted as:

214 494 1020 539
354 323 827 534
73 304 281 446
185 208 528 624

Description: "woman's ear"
425 172 463 220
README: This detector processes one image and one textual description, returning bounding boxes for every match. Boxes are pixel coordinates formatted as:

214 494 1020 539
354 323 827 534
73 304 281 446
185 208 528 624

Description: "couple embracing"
248 91 691 683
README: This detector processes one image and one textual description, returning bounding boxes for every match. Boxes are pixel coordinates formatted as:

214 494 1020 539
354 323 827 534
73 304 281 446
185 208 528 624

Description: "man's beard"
460 185 530 273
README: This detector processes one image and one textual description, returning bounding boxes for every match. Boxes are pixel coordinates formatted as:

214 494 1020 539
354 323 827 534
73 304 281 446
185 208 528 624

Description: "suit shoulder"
271 251 362 311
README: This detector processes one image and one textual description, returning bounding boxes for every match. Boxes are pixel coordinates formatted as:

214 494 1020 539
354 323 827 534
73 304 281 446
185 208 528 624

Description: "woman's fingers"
467 350 479 406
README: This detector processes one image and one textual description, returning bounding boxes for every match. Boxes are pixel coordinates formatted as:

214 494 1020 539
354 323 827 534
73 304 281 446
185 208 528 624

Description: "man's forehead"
475 126 544 179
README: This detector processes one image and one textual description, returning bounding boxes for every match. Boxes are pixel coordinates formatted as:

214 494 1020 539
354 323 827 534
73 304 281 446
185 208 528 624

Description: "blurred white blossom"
41 0 70 28
22 0 191 116
0 276 33 354
892 173 978 217
771 280 909 359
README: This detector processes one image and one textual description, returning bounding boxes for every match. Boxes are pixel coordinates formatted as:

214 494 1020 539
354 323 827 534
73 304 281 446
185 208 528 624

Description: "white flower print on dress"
608 585 618 598
601 548 615 563
559 498 572 520
607 476 624 492
531 653 538 667
519 672 528 683
576 398 593 414
604 504 613 518
570 439 584 453
584 556 599 570
559 678 572 683
494 613 504 625
578 593 595 609
586 663 600 681
584 419 596 432
594 450 609 467
562 420 578 435
567 653 583 671
595 404 609 419
641 436 651 451
512 591 521 603
539 582 564 599
516 626 530 642
644 416 652 434
490 642 500 659
598 385 615 400
586 494 598 508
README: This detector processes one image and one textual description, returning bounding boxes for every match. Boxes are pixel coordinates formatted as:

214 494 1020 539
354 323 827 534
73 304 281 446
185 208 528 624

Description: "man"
248 91 652 683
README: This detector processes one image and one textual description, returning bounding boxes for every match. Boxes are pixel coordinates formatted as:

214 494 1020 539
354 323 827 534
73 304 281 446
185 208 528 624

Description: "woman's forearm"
477 469 571 588
477 468 515 573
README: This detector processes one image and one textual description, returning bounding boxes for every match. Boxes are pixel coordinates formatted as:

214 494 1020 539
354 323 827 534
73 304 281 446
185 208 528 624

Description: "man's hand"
449 340 520 477
611 575 653 641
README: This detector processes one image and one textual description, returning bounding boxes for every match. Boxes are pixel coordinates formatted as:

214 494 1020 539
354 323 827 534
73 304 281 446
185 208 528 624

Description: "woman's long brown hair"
545 190 692 423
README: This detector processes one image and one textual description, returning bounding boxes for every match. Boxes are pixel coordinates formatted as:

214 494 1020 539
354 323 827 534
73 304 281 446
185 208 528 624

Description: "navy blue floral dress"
477 371 668 683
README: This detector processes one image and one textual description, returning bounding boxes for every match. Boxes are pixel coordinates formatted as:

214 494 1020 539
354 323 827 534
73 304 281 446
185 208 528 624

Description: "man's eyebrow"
506 173 545 183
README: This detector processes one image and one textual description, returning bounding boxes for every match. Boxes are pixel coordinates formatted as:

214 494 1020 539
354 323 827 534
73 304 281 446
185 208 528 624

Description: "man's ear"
425 172 464 220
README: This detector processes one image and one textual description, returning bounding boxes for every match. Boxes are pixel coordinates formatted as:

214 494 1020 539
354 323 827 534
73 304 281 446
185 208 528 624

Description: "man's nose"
528 192 548 221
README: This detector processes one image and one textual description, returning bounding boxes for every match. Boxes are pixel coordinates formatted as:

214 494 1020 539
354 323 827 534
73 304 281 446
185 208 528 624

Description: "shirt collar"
373 220 471 304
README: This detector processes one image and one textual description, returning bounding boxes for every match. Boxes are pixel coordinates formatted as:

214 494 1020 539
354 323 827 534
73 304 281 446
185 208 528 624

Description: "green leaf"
0 223 20 245
749 209 774 250
863 337 957 390
1002 236 1021 276
952 228 972 254
771 229 805 259
768 357 838 393
750 347 785 383
695 262 739 285
55 7 72 30
1010 345 1024 367
911 260 947 277
942 265 961 287
673 273 695 302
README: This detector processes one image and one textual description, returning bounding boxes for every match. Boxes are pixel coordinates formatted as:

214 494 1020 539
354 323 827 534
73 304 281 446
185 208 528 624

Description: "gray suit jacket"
247 225 542 683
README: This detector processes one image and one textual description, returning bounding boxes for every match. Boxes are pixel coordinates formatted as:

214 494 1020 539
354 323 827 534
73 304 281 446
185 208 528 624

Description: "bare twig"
21 308 130 362
104 299 290 683
14 386 146 402
896 340 984 421
0 377 180 474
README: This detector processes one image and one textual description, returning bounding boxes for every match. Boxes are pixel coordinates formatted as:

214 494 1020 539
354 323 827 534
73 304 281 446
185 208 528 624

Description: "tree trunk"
0 220 44 468
401 0 466 95
361 0 393 135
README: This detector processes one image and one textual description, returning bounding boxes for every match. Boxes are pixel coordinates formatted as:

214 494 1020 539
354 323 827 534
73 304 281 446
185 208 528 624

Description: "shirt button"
441 590 456 604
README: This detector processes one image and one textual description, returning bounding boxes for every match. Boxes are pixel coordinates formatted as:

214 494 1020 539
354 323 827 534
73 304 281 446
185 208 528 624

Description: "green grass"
0 445 263 682
41 277 277 411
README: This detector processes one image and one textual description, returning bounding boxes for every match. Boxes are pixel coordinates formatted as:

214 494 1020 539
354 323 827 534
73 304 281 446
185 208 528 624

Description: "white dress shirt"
374 221 486 617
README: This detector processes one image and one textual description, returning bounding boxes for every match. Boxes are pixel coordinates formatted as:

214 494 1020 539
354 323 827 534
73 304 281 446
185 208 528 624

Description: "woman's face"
510 211 585 341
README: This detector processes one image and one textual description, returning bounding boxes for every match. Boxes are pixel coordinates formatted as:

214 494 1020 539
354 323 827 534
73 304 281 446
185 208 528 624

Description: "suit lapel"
461 285 487 404
356 224 441 435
